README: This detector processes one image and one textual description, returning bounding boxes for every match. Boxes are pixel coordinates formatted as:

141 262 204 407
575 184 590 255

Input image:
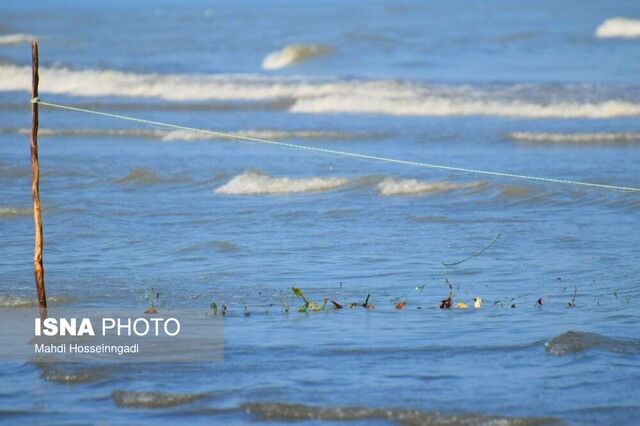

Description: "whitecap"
0 295 75 307
0 33 36 45
215 170 350 195
161 128 351 142
243 402 561 425
112 390 206 408
291 95 640 119
377 177 483 196
596 17 640 39
509 131 640 144
2 64 640 119
0 207 32 219
262 44 332 70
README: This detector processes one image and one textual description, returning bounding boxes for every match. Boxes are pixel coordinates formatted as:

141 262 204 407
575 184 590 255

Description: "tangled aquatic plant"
209 302 227 315
292 286 310 312
144 287 160 314
292 287 330 312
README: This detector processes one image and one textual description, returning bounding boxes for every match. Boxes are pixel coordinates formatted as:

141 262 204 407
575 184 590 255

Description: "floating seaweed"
292 286 310 312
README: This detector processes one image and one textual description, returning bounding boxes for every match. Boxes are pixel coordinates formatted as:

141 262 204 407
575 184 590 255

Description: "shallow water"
1 1 639 425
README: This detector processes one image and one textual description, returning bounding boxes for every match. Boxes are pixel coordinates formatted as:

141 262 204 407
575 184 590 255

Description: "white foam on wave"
215 170 350 195
13 127 354 142
160 129 211 141
0 206 32 219
161 128 351 142
0 33 36 45
2 64 640 118
0 295 74 307
377 177 483 196
290 95 640 118
17 128 168 139
262 44 332 70
0 64 340 101
596 17 640 38
112 390 206 408
509 131 640 143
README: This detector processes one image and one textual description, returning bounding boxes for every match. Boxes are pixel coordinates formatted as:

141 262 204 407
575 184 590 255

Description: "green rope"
443 234 501 267
34 99 640 193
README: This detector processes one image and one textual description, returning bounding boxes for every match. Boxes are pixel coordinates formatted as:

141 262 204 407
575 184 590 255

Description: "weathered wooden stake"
31 40 47 319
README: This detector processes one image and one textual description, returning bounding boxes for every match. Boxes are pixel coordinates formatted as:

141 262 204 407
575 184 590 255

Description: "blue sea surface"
1 1 640 424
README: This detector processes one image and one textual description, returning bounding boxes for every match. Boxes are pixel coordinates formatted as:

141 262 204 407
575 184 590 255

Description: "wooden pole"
31 40 47 319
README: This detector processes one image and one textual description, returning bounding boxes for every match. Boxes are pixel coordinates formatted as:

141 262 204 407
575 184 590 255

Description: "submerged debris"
440 297 452 309
567 286 578 308
362 294 374 310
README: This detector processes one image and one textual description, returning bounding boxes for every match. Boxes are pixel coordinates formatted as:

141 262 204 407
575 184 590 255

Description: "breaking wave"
0 295 75 308
0 64 335 101
2 64 640 118
161 128 355 142
12 127 362 142
17 128 168 139
215 170 351 195
509 132 640 144
216 172 483 197
214 172 633 206
545 331 640 356
0 33 36 45
0 207 32 219
243 402 561 425
290 96 640 118
596 17 640 39
262 44 332 70
377 177 483 196
112 391 206 408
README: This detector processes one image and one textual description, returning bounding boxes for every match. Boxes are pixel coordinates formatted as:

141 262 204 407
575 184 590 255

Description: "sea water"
1 0 639 424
